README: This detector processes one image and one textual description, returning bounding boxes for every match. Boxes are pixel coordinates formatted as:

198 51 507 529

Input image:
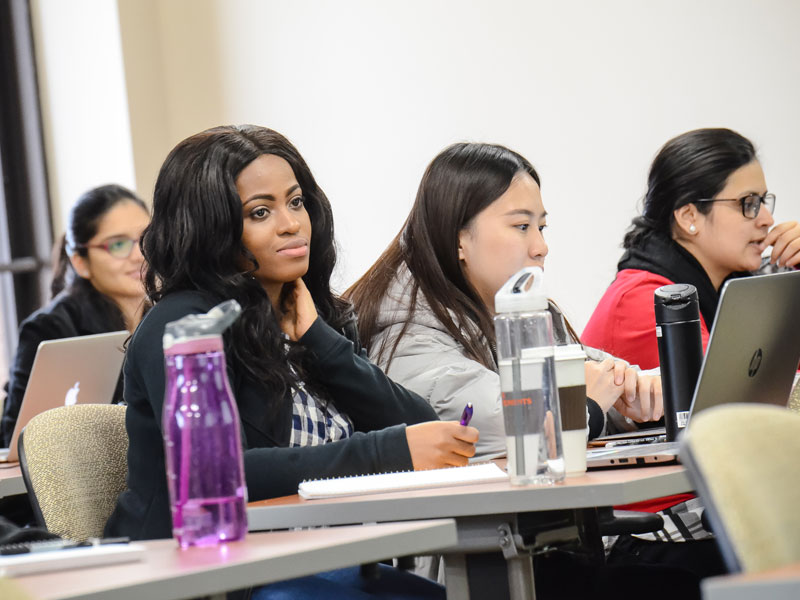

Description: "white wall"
31 0 136 233
41 0 800 330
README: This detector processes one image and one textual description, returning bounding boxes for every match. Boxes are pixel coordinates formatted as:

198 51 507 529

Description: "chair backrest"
0 578 35 600
18 404 128 541
680 403 800 573
789 375 800 413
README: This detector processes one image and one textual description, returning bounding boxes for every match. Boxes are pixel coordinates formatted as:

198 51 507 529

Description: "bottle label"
502 395 532 407
676 411 689 428
655 326 662 338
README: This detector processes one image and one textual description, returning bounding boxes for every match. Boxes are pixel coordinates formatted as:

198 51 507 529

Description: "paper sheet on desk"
0 543 145 577
298 463 509 499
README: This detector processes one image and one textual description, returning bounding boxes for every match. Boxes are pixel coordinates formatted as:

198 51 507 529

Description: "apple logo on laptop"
65 382 80 406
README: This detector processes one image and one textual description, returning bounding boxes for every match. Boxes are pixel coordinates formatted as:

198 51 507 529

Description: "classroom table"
247 464 691 600
702 562 800 600
0 465 25 499
9 519 457 600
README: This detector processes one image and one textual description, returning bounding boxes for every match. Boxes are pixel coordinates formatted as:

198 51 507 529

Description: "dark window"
0 0 53 374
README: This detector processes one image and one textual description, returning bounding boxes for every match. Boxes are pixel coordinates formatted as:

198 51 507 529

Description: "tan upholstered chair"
788 376 800 413
679 403 800 573
17 404 128 541
0 578 35 599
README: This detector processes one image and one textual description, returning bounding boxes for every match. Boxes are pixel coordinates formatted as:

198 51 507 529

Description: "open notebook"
298 463 508 500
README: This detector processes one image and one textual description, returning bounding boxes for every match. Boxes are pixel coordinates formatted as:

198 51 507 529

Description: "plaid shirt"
288 382 354 447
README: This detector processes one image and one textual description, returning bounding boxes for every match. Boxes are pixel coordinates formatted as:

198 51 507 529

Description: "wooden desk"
248 465 689 529
248 465 690 600
702 563 800 600
0 465 25 499
10 519 457 600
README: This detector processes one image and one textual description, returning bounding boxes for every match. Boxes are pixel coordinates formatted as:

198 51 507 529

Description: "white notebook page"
298 462 508 500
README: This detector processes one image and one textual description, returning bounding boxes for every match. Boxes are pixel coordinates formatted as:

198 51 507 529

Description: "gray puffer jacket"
367 267 617 458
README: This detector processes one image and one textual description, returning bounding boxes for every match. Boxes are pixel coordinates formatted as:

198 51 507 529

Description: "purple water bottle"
162 300 248 548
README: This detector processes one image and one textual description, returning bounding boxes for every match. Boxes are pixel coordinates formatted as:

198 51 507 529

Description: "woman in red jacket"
582 127 800 579
583 128 800 369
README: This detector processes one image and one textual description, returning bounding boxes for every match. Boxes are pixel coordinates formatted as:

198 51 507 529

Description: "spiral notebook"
298 463 509 500
0 542 145 577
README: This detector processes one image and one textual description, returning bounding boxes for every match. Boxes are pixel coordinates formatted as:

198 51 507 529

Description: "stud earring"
689 224 697 234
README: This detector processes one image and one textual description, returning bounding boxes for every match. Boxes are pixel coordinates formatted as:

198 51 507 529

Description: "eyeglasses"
694 193 776 219
77 237 139 258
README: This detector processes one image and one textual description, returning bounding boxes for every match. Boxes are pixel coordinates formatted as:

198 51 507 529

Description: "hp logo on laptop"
748 349 763 378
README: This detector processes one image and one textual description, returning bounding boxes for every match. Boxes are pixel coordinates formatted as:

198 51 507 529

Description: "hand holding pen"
404 404 478 470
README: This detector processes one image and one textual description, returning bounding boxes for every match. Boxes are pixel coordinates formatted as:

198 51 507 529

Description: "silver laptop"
0 331 128 463
588 270 800 468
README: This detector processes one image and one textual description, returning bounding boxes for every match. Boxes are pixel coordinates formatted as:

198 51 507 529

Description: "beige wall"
117 0 228 201
35 0 800 330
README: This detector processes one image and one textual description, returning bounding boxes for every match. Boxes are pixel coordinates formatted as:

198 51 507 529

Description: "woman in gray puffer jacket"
347 142 663 459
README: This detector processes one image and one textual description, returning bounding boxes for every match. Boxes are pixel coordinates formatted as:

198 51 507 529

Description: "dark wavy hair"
624 128 757 249
143 125 352 403
347 142 541 370
51 184 147 328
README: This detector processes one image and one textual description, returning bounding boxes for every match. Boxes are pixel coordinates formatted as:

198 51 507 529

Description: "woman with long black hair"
348 142 662 459
2 184 148 444
105 125 475 599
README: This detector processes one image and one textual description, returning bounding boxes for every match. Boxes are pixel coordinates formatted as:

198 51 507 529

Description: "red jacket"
582 269 710 370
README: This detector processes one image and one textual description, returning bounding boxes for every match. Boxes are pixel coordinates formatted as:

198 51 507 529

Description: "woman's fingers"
613 360 626 386
636 375 653 421
623 367 638 407
766 221 800 266
279 278 318 341
649 376 664 421
405 422 479 470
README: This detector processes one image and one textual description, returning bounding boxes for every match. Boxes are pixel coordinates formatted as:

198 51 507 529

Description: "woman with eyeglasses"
583 128 800 370
1 184 149 445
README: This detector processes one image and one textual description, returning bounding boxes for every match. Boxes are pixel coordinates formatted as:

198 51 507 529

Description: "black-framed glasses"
77 237 139 258
694 193 776 219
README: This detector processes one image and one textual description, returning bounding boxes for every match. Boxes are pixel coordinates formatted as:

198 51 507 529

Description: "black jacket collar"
617 234 746 328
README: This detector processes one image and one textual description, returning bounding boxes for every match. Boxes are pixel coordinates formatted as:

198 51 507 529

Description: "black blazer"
105 291 438 541
2 289 126 446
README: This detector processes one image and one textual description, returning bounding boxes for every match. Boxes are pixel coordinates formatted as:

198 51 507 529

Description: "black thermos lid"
654 284 700 324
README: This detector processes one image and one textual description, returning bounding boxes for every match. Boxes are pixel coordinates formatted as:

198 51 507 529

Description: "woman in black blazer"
2 185 149 445
105 125 476 599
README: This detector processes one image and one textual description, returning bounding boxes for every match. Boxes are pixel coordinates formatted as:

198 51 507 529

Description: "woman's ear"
457 229 469 262
69 254 90 279
673 204 700 239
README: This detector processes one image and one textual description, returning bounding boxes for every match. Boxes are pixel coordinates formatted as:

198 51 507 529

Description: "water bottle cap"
654 284 700 324
494 267 548 313
163 299 242 353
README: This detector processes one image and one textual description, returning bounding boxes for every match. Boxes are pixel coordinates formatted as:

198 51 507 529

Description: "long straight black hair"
143 125 352 403
624 128 757 248
347 142 540 369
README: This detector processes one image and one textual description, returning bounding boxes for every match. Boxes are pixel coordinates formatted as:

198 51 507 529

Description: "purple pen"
459 402 474 426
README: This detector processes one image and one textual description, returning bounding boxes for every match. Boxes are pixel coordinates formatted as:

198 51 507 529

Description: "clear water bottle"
162 300 248 547
494 267 565 485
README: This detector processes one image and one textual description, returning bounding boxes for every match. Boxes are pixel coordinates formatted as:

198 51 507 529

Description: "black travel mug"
654 284 704 441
